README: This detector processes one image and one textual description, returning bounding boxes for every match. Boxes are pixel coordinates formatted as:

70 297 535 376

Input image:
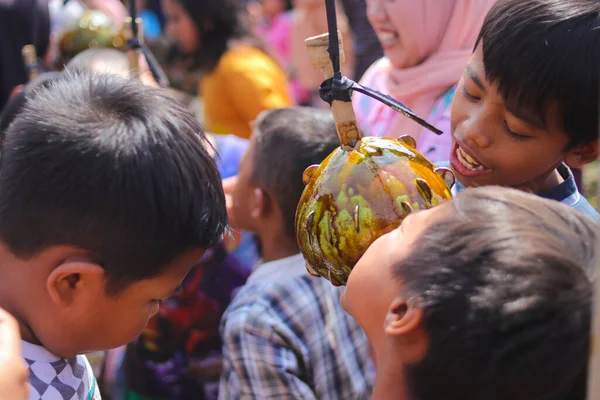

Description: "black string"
129 0 139 40
126 0 170 87
325 0 342 81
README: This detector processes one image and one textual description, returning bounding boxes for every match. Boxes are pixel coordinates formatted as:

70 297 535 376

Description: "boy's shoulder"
21 341 101 399
538 164 599 220
438 162 599 220
567 192 599 220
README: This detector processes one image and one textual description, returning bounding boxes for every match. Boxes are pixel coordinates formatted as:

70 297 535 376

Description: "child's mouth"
450 142 492 177
377 30 399 47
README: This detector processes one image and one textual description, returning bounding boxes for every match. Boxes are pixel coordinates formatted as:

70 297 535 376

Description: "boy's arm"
218 307 317 400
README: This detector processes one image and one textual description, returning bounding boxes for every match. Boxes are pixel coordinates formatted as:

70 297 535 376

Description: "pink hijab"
382 0 496 139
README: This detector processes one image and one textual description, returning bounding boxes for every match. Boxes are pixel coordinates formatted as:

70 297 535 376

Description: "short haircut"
0 72 62 139
476 0 600 148
251 107 339 238
0 72 228 293
397 187 596 400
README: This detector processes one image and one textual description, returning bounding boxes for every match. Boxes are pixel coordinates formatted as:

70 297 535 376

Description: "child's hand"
223 176 238 228
0 308 28 400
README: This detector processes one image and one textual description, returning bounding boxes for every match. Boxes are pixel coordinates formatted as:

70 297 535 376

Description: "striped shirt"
218 254 375 399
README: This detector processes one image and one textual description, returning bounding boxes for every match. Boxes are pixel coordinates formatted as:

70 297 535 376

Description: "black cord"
129 0 139 40
325 0 342 81
140 47 170 87
126 0 170 87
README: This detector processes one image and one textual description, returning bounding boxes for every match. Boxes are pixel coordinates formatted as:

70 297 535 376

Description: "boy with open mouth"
446 0 600 219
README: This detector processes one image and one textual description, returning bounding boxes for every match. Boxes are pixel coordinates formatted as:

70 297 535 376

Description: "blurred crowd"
0 1 599 400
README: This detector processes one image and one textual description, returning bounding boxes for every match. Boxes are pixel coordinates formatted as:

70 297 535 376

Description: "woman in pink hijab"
353 0 496 162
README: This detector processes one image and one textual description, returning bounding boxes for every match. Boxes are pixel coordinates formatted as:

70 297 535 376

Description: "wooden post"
124 17 143 77
22 45 38 81
305 32 361 149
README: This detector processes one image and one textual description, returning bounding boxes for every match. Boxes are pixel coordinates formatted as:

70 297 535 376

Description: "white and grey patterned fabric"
22 341 101 400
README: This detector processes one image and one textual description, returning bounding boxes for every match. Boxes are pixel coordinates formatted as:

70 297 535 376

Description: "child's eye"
461 84 480 101
503 121 532 142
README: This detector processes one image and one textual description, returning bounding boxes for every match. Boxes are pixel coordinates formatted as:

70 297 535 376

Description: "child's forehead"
469 48 556 132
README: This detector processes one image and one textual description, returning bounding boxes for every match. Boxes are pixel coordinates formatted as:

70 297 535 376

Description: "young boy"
0 72 228 399
219 107 375 399
447 0 600 218
343 186 596 400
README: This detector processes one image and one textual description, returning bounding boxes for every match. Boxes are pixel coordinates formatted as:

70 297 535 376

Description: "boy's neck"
259 230 299 264
371 353 413 400
536 166 564 193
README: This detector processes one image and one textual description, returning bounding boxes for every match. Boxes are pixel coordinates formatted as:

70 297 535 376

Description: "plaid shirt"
218 254 375 400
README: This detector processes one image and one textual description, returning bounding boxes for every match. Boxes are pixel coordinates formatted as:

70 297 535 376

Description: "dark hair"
476 0 600 148
0 71 61 140
175 0 258 72
0 72 228 293
251 107 339 238
397 187 596 400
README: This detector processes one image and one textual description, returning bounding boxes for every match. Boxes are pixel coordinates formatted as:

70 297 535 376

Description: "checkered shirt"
218 254 375 399
21 341 101 400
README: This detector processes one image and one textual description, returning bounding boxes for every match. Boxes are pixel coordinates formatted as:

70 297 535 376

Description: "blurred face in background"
366 0 455 68
161 0 200 54
292 0 322 12
262 0 286 18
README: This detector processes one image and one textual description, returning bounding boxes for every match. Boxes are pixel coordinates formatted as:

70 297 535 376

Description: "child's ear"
250 187 274 219
46 257 105 308
565 140 598 168
384 297 428 364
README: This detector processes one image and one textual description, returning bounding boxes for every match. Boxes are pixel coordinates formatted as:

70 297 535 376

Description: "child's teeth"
379 32 398 44
456 147 484 171
462 150 479 166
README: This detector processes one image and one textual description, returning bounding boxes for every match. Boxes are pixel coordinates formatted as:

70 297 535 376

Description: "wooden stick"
22 45 38 82
305 32 361 149
124 17 143 76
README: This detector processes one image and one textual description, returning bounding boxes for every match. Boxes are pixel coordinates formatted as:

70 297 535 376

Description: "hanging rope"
325 0 341 81
126 0 170 87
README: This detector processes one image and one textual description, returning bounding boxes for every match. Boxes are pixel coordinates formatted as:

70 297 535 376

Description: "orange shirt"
201 45 292 139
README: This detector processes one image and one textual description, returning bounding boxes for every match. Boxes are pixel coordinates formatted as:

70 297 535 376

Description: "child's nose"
463 121 492 149
367 0 387 23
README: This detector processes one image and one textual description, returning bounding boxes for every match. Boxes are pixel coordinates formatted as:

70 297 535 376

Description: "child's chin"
451 168 479 188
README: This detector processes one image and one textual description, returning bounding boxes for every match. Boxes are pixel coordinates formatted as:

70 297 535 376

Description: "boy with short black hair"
220 107 375 399
343 186 597 400
448 0 600 217
0 72 228 399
